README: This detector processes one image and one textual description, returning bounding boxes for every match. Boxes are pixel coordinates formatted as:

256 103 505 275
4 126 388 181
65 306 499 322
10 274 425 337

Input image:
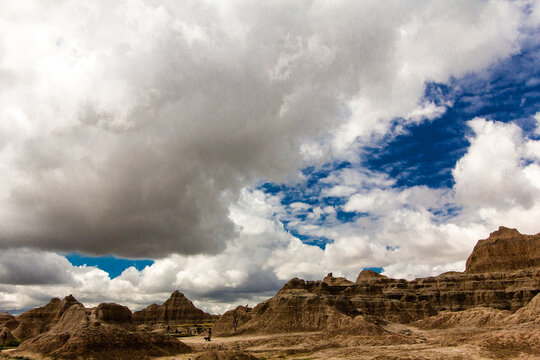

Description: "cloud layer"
2 116 540 314
0 0 531 257
1 1 540 314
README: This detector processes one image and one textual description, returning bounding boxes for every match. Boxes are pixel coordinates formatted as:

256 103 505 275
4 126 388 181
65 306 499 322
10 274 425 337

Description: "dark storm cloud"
0 249 75 285
0 1 395 257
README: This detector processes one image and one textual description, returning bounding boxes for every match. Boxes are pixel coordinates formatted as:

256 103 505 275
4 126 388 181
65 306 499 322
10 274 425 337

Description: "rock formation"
0 327 16 345
323 272 354 286
0 312 18 345
413 293 540 329
355 269 387 281
95 303 135 330
465 226 540 273
215 277 384 335
133 290 217 324
16 300 190 359
213 306 252 335
0 312 17 329
11 294 82 340
215 227 540 334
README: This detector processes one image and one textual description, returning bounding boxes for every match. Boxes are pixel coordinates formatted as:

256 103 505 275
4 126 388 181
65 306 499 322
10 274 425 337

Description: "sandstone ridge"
465 226 540 273
14 296 190 360
133 290 218 324
214 227 540 335
7 295 82 341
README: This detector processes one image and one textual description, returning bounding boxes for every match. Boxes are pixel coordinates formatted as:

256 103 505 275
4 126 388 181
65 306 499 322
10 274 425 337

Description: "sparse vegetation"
0 339 22 350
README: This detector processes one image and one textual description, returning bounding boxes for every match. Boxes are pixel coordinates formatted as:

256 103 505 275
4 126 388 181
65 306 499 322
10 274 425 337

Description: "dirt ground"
3 323 539 360
156 323 540 360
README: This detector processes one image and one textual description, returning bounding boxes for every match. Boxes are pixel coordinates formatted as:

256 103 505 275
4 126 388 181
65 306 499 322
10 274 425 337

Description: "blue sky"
65 254 154 279
255 39 540 257
1 1 540 314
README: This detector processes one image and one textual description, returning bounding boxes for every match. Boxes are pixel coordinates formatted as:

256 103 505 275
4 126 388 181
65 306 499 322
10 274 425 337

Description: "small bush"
0 339 22 350
6 340 21 347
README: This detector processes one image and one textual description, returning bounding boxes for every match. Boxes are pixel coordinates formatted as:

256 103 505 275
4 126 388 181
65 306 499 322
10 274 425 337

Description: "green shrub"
6 340 21 347
0 339 22 350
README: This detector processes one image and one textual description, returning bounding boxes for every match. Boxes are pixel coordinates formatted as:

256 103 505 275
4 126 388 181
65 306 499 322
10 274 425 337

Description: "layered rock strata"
213 306 252 335
413 293 540 329
0 326 16 344
133 290 217 324
10 295 82 340
465 226 540 273
0 312 18 330
215 227 540 334
16 299 190 359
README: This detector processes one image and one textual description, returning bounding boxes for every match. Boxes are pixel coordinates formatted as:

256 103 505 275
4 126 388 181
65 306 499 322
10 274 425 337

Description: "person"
204 327 212 341
166 324 170 335
233 314 238 332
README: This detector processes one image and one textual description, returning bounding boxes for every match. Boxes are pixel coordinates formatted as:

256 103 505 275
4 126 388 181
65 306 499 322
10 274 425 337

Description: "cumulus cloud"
454 118 540 210
2 1 540 314
453 118 540 233
0 189 300 313
0 249 75 285
266 118 540 280
2 116 540 313
0 0 535 258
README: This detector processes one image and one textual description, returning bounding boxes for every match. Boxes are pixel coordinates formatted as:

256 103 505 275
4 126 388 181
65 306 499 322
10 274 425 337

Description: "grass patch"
171 333 192 337
0 340 22 350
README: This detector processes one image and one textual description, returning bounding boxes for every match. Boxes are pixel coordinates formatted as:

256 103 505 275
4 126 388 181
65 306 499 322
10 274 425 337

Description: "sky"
1 0 540 315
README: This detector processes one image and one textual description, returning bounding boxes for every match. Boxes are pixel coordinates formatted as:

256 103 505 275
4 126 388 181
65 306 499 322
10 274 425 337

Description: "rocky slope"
215 227 540 334
413 292 540 329
7 295 82 341
15 300 190 359
465 226 540 273
0 312 17 330
213 306 253 335
133 290 217 325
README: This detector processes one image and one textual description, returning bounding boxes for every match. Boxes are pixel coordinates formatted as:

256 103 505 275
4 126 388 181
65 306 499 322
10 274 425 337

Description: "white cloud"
0 0 535 257
2 1 540 315
454 118 540 211
404 102 448 125
3 116 540 312
332 0 526 155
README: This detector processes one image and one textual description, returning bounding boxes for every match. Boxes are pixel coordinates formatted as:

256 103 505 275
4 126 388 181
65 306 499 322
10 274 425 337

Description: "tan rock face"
95 303 135 330
351 269 539 322
215 277 384 335
17 301 191 360
323 272 354 286
215 227 540 334
213 306 252 336
0 327 16 344
12 295 82 340
465 226 540 273
413 292 540 330
356 270 388 282
133 290 217 324
0 312 18 331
